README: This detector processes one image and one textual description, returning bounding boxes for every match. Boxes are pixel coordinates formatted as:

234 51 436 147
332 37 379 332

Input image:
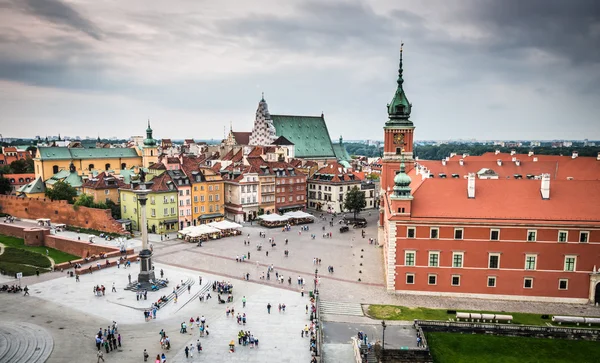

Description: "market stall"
180 225 221 243
208 220 243 237
258 214 291 228
283 211 315 225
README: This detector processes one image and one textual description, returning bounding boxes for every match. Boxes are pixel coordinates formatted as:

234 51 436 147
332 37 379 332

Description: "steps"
361 343 377 363
157 277 194 309
0 322 53 363
319 300 364 317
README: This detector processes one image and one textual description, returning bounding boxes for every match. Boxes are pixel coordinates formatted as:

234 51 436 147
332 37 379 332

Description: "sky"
0 0 599 141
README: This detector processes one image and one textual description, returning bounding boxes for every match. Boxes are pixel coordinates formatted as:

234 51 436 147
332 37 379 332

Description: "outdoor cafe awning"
208 220 243 230
199 213 224 220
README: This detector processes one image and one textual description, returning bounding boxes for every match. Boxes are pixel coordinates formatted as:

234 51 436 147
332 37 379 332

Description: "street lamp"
381 320 387 352
314 269 318 295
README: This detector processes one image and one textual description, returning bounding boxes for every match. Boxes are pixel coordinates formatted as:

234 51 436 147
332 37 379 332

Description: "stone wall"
382 349 433 363
0 195 125 234
44 235 122 258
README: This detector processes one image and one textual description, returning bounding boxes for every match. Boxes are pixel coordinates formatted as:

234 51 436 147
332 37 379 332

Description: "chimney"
572 151 578 159
515 160 521 166
442 159 447 166
597 152 600 161
467 173 475 198
450 152 457 158
446 157 450 162
540 173 550 200
459 159 464 166
495 149 500 155
462 153 469 159
533 157 538 162
528 151 534 157
497 159 502 166
510 150 516 156
512 157 517 162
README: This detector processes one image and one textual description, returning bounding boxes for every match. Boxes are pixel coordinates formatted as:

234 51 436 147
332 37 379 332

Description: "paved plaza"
2 210 600 362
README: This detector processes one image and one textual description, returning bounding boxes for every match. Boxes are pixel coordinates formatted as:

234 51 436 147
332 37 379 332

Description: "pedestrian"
76 274 79 282
23 286 29 296
189 343 194 358
112 282 116 293
248 251 250 259
128 273 131 284
161 269 164 278
242 296 246 308
301 287 304 297
306 304 309 314
117 333 121 347
197 339 202 352
266 251 268 257
97 350 105 362
188 284 191 294
184 345 189 358
143 349 149 361
36 268 39 276
267 303 272 314
199 276 202 285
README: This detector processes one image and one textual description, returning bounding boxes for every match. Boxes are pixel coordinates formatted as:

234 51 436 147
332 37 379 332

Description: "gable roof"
17 176 46 194
37 147 140 160
311 161 359 183
82 172 126 189
272 136 294 146
271 115 335 158
410 178 600 222
232 132 251 145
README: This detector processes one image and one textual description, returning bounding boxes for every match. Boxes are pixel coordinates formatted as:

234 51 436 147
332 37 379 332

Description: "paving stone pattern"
0 322 53 363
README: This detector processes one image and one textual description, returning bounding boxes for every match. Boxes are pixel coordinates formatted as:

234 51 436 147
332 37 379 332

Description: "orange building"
380 49 600 304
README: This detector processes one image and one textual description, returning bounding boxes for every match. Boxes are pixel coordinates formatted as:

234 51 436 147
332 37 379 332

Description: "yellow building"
81 172 126 204
188 167 225 225
34 147 142 181
16 176 46 198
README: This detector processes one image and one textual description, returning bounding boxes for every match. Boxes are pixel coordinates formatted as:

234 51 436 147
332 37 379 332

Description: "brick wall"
44 235 122 258
0 195 125 234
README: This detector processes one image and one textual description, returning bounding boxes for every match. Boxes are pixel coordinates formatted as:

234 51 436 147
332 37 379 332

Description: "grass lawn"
368 304 554 326
0 261 43 276
0 235 79 264
0 247 51 268
426 332 600 363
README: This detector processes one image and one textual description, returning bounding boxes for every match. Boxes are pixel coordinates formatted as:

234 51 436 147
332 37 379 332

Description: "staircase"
0 322 53 363
157 277 195 309
319 300 364 317
360 343 377 363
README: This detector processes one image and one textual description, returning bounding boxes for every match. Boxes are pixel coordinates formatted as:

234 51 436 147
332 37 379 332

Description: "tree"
74 193 95 208
343 186 367 219
10 159 29 174
45 181 78 203
26 146 37 158
0 176 11 195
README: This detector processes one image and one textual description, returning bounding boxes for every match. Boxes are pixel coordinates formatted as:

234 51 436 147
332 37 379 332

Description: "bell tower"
382 44 415 194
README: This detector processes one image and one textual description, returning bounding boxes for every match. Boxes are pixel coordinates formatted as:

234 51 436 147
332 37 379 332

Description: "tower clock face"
393 133 405 145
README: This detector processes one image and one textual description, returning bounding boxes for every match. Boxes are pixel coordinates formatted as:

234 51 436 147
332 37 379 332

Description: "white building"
307 162 361 213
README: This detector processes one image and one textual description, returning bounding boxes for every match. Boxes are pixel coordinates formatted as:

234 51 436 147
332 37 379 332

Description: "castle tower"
249 94 277 146
381 45 415 196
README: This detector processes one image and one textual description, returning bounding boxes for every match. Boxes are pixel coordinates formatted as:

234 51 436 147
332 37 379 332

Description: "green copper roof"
46 171 83 188
144 120 157 146
386 48 413 127
332 143 351 161
271 115 335 158
392 161 412 199
37 147 139 160
18 176 45 194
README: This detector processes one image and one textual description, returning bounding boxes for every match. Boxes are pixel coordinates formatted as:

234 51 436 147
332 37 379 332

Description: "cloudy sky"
1 0 599 141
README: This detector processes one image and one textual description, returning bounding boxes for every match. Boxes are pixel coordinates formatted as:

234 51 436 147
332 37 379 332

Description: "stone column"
135 185 155 285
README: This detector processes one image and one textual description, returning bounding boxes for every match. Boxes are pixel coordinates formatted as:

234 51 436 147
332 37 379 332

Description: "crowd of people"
94 322 121 361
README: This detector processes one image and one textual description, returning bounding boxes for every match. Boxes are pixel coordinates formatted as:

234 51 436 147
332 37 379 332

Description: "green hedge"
0 247 51 268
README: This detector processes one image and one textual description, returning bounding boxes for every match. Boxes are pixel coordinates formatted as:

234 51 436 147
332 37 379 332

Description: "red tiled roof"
232 132 251 145
137 172 175 192
410 178 600 222
82 172 126 189
248 147 263 157
231 149 243 162
312 162 358 182
4 173 35 186
149 162 166 170
221 149 234 161
211 162 221 173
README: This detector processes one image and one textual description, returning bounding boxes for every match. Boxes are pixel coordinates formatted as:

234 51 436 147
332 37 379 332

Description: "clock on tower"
393 133 405 145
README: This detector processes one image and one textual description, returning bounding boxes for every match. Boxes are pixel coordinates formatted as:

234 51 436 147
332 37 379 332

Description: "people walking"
23 286 29 296
143 349 149 361
267 303 272 314
97 350 105 362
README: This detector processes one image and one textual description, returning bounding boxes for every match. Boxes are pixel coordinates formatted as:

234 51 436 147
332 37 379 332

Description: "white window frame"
405 273 415 285
558 279 568 290
487 276 497 288
452 252 464 268
579 231 589 243
407 227 416 239
430 227 439 239
454 228 464 240
488 253 500 269
558 230 568 243
527 230 537 242
523 277 533 289
404 251 416 266
525 254 537 270
427 274 437 285
564 255 577 272
428 252 440 267
451 274 461 286
490 229 500 241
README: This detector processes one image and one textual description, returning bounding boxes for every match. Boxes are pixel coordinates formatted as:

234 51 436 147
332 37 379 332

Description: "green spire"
144 119 156 147
386 44 413 127
392 152 413 199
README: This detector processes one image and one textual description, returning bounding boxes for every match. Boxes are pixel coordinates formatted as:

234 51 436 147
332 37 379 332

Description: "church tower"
142 120 158 168
381 45 415 197
249 94 277 146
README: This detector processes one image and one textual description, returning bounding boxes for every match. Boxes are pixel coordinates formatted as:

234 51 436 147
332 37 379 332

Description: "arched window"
150 150 154 156
52 165 59 174
88 164 95 171
105 163 111 171
18 178 24 183
121 163 126 170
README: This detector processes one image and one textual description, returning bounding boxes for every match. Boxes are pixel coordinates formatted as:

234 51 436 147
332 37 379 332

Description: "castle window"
88 164 94 171
150 150 154 156
52 165 59 174
105 163 111 171
121 163 126 170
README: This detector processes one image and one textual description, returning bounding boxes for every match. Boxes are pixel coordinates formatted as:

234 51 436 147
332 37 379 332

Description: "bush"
0 247 51 268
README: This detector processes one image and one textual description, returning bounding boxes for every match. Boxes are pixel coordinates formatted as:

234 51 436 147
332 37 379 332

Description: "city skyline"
1 0 599 140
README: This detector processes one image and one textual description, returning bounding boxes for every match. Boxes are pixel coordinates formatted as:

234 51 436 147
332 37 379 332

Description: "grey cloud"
11 0 103 40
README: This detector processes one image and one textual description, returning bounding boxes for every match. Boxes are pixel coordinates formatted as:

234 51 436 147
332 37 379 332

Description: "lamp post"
381 320 387 352
314 268 318 295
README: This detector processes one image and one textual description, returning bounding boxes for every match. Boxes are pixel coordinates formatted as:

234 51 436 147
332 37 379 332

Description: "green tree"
10 159 29 174
0 176 11 195
45 181 78 203
74 193 95 208
343 186 367 219
26 146 37 158
105 200 121 219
